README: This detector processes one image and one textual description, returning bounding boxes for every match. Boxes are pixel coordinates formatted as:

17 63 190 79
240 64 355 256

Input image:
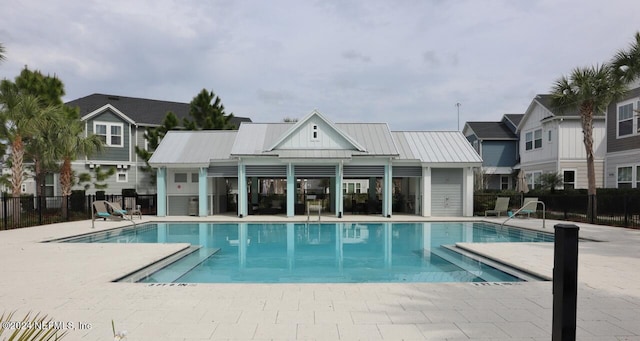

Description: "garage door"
431 168 462 216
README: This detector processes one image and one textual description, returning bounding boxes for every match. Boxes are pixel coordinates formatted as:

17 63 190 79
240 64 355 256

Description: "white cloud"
1 0 640 130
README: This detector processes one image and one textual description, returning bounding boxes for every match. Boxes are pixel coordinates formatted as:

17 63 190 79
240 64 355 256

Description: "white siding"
558 120 606 159
431 168 462 216
605 150 640 188
278 116 354 150
520 103 555 164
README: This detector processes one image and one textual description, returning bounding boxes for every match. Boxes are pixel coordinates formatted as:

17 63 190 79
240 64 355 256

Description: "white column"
422 166 431 217
383 163 392 217
198 167 207 217
156 168 167 217
463 167 474 217
238 162 247 217
335 163 343 217
286 163 295 217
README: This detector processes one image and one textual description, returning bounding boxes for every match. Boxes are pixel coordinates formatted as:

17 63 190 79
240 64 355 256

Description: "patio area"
1 215 639 340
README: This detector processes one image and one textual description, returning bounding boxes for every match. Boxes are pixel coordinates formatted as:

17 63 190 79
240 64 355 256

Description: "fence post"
552 223 579 341
623 195 629 227
2 193 6 230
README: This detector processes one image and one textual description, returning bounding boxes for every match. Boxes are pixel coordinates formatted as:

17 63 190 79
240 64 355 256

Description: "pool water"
64 222 553 283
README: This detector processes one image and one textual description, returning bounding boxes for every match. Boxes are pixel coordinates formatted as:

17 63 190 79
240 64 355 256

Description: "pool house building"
149 111 482 218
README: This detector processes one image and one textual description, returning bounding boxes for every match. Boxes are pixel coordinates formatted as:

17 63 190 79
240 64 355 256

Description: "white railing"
501 200 546 228
307 201 322 222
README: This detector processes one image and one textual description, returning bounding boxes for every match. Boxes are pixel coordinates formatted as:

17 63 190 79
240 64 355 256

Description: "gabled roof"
464 121 518 140
503 114 524 128
66 93 251 127
517 94 577 133
392 131 482 164
148 130 238 167
230 121 398 158
266 110 366 152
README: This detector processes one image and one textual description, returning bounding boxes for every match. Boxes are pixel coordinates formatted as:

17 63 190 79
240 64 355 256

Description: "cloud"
341 50 372 63
2 0 640 131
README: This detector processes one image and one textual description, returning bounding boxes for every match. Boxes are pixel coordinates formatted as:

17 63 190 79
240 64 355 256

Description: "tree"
134 111 180 185
55 107 104 217
551 64 626 222
540 172 564 193
183 89 235 130
0 92 56 225
612 32 640 85
0 43 6 63
0 67 67 197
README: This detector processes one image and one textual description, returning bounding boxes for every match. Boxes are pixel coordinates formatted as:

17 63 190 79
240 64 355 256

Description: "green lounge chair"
485 197 510 217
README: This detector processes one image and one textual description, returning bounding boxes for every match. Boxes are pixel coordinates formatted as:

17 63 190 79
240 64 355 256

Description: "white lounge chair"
485 197 510 217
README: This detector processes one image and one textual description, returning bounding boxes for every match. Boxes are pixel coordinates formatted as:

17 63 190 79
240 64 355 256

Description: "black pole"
552 223 580 341
2 193 6 230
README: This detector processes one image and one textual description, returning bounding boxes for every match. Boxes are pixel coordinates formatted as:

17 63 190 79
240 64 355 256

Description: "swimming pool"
63 222 553 283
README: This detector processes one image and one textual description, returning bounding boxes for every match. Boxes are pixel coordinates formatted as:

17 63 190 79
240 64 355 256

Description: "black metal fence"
0 194 157 230
475 190 640 228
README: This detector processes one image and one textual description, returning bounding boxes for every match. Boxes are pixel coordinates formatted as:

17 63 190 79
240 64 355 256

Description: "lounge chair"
485 197 510 217
106 201 127 217
92 200 120 221
518 197 539 218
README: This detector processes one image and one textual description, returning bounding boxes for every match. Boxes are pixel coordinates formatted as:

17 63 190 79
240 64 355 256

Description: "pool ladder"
500 200 545 228
307 202 321 222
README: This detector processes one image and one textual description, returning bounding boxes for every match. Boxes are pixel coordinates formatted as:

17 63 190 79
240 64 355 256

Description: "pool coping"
1 215 640 339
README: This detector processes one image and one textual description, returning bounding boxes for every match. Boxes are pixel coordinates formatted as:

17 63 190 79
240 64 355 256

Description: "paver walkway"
1 215 639 340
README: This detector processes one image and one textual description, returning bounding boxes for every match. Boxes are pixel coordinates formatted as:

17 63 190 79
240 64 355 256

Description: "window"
355 183 361 194
499 176 508 190
563 170 575 190
525 129 542 151
534 129 542 149
174 173 187 183
117 170 128 183
94 122 124 147
44 174 54 196
348 183 355 193
618 166 632 188
525 132 533 150
500 175 510 190
191 173 199 183
311 124 319 141
618 103 634 137
548 130 552 142
526 171 542 189
637 166 640 188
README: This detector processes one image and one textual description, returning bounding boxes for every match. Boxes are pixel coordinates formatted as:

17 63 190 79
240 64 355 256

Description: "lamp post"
455 102 461 131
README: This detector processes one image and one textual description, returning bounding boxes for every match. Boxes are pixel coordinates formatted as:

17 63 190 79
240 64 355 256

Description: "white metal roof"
149 122 481 167
392 131 482 164
148 130 238 167
230 122 398 157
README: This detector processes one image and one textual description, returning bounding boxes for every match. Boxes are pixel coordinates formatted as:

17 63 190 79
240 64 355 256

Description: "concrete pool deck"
0 215 639 340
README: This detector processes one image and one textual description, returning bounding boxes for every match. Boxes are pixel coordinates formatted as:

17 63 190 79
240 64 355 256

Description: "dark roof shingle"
66 93 251 127
466 121 518 140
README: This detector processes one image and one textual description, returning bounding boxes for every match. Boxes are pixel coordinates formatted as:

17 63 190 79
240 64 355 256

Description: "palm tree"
551 64 626 222
0 43 6 63
0 92 54 225
54 111 103 218
612 32 640 85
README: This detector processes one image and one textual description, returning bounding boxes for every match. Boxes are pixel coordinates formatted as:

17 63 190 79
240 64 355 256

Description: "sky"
2 0 640 131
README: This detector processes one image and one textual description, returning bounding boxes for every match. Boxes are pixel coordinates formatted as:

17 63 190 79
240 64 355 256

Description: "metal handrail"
501 200 546 228
307 201 322 222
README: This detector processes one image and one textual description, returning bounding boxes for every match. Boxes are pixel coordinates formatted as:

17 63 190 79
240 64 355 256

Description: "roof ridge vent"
107 96 120 100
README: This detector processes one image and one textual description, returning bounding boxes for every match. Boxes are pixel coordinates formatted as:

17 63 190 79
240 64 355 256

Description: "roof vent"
107 96 120 100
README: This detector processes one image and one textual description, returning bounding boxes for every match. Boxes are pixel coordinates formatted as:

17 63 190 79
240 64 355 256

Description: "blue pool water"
63 222 553 283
